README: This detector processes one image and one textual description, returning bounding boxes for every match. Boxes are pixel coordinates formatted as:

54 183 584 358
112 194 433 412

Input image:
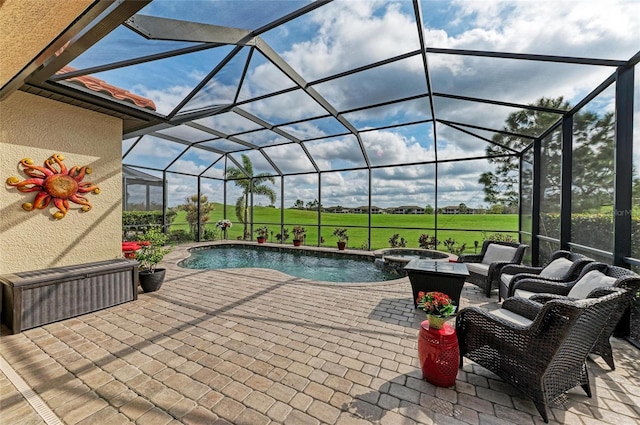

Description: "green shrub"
442 238 466 255
202 227 218 241
418 234 439 249
136 227 172 272
482 232 517 243
276 227 290 243
123 210 176 240
388 233 406 248
540 213 640 261
169 229 191 243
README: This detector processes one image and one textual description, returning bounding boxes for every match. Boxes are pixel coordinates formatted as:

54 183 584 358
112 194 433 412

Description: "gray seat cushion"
491 309 533 326
501 273 514 286
467 262 490 276
567 270 617 299
482 244 518 265
514 289 536 299
538 257 573 279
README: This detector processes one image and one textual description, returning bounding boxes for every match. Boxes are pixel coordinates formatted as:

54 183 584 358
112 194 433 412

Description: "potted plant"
255 226 269 243
136 226 172 292
292 226 306 246
415 291 458 388
416 291 456 329
216 218 232 239
276 227 290 243
332 227 348 250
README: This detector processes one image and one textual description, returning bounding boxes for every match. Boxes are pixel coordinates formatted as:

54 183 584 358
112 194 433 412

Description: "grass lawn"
169 204 518 252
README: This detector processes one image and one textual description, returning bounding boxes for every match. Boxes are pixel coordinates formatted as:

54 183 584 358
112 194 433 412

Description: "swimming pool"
179 245 399 283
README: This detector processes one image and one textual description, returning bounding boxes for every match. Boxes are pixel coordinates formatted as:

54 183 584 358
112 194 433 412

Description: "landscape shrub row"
540 213 640 259
122 210 176 241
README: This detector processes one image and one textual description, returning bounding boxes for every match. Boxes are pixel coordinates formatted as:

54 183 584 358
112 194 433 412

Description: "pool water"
179 245 399 283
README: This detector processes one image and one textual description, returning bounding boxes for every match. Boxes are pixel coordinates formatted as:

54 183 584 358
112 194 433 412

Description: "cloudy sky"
68 0 640 209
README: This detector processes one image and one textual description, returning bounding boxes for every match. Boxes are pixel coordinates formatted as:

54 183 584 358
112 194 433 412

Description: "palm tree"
225 154 276 239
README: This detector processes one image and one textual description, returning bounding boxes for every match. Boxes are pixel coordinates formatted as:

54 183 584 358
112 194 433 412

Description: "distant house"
324 206 351 214
440 205 483 214
441 205 462 214
394 205 425 214
353 205 382 214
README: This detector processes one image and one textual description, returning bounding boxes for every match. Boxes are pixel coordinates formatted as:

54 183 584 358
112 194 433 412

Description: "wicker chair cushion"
514 289 536 298
501 273 514 285
568 270 617 299
538 257 573 279
482 244 518 265
490 309 533 326
467 263 490 276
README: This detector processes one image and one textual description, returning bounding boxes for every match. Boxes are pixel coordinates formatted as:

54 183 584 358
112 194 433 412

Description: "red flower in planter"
416 291 456 317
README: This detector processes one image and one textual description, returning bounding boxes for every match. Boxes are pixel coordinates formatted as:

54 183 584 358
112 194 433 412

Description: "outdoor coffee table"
404 259 469 309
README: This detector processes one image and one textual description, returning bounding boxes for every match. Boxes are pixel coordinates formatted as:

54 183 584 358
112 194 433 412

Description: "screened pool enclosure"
17 0 640 268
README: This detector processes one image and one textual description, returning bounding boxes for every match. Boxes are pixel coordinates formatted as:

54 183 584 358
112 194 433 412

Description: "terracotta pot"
257 237 266 243
139 268 166 292
293 239 302 246
337 241 346 250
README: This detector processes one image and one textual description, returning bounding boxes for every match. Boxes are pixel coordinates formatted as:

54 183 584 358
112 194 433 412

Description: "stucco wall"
1 91 123 274
0 0 94 88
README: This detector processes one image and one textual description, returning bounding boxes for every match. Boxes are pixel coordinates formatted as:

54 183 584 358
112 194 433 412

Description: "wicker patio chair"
457 240 528 298
509 262 640 370
456 287 627 423
498 250 593 301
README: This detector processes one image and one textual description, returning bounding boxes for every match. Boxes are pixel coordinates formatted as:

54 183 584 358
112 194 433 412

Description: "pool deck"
1 242 639 424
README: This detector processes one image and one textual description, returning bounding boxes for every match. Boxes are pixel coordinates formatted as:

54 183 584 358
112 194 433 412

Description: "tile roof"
55 65 156 111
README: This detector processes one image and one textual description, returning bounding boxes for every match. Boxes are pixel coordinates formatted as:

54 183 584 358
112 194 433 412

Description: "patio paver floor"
1 243 639 424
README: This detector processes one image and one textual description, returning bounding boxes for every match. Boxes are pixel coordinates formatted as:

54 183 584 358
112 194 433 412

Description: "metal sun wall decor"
6 153 100 219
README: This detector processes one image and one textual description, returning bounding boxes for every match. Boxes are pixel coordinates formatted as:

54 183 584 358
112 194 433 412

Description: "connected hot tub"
373 248 455 275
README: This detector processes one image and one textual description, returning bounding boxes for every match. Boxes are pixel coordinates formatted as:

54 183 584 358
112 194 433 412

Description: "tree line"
480 96 640 213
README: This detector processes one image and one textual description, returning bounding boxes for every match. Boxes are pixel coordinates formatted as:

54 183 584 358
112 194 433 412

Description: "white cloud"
170 158 208 175
282 1 421 80
120 0 637 209
303 135 368 169
361 130 435 165
450 0 638 58
124 136 185 168
133 84 194 115
261 143 316 174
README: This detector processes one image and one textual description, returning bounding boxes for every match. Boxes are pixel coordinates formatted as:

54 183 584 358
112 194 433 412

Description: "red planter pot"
337 241 346 250
257 237 266 244
417 320 459 387
293 240 302 246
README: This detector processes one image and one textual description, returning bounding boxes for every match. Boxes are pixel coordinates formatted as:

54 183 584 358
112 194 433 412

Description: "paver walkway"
1 243 639 424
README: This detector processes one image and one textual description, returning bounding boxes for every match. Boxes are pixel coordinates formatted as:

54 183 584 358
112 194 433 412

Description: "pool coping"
372 247 457 261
